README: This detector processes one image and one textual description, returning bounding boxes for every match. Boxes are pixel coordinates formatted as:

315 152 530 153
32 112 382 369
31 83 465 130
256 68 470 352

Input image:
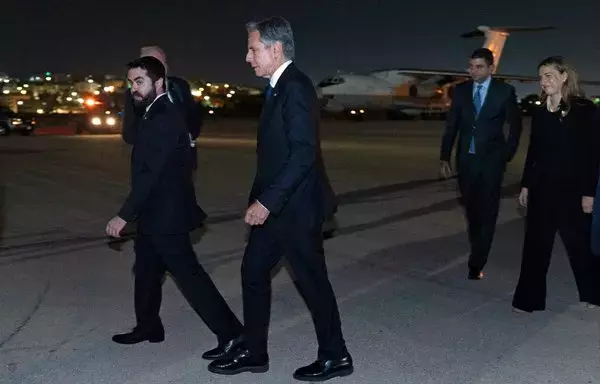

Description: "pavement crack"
0 280 51 349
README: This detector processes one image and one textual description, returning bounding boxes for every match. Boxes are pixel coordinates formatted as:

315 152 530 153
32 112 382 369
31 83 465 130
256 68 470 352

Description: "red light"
85 98 96 107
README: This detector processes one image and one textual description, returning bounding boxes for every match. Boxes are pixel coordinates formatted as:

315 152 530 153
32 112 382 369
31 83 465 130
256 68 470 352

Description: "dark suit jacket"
118 94 207 235
440 78 523 173
250 63 336 227
122 76 202 145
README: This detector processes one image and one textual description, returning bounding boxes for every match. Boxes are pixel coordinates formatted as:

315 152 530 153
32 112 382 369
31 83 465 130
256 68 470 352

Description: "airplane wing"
368 68 600 86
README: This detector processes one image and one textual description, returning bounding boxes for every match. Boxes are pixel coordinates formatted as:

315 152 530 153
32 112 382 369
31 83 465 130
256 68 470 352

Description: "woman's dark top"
521 96 600 198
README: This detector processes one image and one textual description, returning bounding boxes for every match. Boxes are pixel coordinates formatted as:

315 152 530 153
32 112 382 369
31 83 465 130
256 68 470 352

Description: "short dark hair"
127 56 166 83
246 16 295 60
470 48 494 66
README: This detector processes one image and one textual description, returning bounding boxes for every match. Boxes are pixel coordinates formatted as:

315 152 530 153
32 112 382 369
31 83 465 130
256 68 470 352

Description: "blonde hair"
537 56 585 109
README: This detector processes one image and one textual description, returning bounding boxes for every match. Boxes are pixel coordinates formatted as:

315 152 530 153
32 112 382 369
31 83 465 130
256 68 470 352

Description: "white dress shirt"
269 60 293 88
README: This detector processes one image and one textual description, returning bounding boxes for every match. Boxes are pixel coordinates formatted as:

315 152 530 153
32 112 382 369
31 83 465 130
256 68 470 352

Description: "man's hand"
582 196 594 214
519 187 529 208
440 161 453 179
245 201 270 226
106 216 127 238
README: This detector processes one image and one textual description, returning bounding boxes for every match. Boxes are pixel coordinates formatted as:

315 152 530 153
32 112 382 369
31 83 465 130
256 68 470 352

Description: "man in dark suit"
440 48 523 280
122 46 202 169
106 56 243 360
208 16 353 381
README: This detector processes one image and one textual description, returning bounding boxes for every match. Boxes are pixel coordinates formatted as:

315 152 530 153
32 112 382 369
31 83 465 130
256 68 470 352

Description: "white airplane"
316 26 600 118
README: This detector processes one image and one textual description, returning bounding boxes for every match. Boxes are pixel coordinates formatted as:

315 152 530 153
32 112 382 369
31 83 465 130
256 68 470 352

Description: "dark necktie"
469 84 483 154
473 84 483 115
265 85 274 100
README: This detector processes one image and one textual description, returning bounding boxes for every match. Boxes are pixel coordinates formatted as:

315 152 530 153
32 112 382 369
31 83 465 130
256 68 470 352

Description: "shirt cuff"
256 200 270 213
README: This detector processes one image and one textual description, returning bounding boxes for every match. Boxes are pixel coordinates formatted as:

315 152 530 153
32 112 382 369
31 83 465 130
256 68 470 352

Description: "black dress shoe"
207 349 269 375
112 327 165 345
293 354 354 381
468 268 483 280
202 335 244 360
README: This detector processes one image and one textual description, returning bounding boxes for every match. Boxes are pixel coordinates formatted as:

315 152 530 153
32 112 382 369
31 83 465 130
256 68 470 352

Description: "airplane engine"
409 84 441 98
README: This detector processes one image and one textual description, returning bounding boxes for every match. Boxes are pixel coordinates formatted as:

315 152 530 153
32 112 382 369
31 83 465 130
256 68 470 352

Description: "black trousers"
133 233 243 342
512 185 600 311
458 159 504 271
241 220 347 360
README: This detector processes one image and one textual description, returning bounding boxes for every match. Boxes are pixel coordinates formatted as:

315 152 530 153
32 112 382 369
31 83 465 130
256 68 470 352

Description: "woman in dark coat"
513 56 600 313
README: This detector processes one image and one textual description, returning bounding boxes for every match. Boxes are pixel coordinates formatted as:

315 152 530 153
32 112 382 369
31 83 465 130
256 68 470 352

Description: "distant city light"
2 90 9 94
45 77 52 81
224 84 229 88
36 109 44 114
206 83 212 87
66 97 73 101
3 79 9 83
23 84 29 88
17 86 22 90
226 94 232 98
85 98 96 106
103 86 114 93
17 101 23 105
208 110 214 114
77 98 85 103
93 90 100 95
20 90 27 95
106 117 116 126
229 90 235 94
91 117 102 125
191 90 203 97
105 110 111 115
203 95 210 100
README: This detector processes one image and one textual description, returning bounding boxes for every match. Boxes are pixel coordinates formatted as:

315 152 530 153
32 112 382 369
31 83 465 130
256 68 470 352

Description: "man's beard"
132 88 157 108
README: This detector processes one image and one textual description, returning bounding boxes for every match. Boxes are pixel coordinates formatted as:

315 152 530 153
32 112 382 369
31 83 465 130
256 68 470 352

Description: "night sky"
2 0 600 95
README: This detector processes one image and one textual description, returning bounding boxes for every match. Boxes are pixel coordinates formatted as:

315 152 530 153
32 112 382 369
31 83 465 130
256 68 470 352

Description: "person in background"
440 47 523 280
513 56 600 313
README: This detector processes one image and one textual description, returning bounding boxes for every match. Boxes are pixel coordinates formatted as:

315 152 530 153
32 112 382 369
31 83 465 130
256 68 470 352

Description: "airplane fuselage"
317 72 449 116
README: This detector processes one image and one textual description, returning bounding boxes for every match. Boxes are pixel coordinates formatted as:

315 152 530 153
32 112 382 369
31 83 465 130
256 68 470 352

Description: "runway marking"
426 253 470 277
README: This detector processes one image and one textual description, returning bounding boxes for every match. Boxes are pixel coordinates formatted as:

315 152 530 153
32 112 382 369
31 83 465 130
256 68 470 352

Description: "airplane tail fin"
461 26 554 72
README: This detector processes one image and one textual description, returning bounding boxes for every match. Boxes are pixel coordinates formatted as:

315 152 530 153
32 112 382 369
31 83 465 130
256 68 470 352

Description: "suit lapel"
464 81 476 122
143 93 168 121
259 64 295 125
